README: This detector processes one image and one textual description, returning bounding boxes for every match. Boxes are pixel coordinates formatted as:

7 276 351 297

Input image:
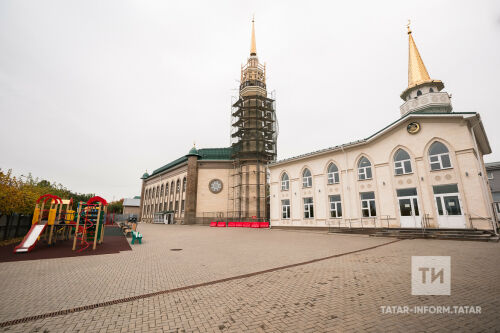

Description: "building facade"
140 20 277 224
485 162 500 218
268 26 495 231
123 197 141 217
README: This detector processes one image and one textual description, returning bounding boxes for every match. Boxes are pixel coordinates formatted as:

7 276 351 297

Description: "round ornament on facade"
435 176 441 181
445 174 452 180
208 179 223 194
407 122 421 134
398 180 404 185
407 179 412 184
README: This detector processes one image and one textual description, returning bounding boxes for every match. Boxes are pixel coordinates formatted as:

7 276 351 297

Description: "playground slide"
14 224 47 253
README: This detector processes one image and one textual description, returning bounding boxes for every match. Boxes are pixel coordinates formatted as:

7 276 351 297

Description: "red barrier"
236 222 243 227
243 222 252 228
217 222 226 227
251 222 260 228
228 222 236 227
210 221 217 227
260 222 270 228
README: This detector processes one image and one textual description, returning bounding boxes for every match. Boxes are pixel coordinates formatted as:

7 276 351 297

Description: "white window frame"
360 193 377 217
487 172 494 180
429 153 452 170
329 195 342 218
327 164 340 184
303 197 314 219
302 170 312 188
281 199 290 219
281 174 289 191
394 159 412 175
358 166 372 180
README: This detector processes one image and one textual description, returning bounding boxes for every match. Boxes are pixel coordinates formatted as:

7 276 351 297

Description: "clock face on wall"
209 179 223 194
407 122 421 134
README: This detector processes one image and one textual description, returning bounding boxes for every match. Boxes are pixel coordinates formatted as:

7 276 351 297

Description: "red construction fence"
210 221 270 228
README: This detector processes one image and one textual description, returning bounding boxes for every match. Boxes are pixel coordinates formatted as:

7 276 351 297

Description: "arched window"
152 187 156 198
170 181 174 195
394 149 412 175
165 184 169 196
417 90 422 96
281 173 289 191
176 179 180 192
302 169 312 188
327 163 340 184
358 157 372 180
429 88 434 93
156 186 160 198
429 142 452 170
160 184 164 197
182 177 187 192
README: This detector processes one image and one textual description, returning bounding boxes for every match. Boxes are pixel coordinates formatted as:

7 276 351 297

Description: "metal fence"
0 214 33 241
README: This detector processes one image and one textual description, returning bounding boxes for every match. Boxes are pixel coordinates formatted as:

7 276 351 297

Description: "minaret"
399 22 452 116
230 18 277 219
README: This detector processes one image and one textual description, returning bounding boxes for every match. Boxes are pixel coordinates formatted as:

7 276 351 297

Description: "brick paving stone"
0 225 499 332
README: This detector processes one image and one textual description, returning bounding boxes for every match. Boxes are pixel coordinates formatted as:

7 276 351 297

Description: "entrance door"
398 196 422 228
434 194 466 228
396 188 421 228
433 184 466 228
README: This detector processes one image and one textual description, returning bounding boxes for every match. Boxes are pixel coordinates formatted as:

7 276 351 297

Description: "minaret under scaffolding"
229 18 278 219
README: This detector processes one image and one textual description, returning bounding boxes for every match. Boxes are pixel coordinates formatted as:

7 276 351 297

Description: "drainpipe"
341 144 350 225
470 119 497 235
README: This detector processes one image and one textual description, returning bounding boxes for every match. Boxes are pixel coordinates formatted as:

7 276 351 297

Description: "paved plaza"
0 224 499 332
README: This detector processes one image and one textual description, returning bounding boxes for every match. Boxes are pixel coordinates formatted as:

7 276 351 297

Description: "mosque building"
139 19 277 224
268 25 495 231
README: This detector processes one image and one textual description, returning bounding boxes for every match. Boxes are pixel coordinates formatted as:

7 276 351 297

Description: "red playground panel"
260 222 270 228
210 221 217 227
217 222 226 227
243 222 252 228
235 222 243 227
251 222 260 228
228 222 236 227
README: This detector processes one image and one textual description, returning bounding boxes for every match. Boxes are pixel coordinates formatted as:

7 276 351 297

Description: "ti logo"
411 256 450 295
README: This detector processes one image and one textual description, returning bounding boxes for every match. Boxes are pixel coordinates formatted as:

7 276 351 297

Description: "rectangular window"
487 172 494 180
328 172 340 184
395 160 412 175
303 176 312 188
281 180 289 191
281 199 290 219
329 195 342 218
432 184 459 194
175 200 179 212
396 188 417 197
181 200 185 213
303 197 314 219
430 153 452 170
358 167 372 180
360 192 376 217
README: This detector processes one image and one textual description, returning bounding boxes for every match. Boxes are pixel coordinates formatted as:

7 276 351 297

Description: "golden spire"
250 16 257 56
407 20 431 88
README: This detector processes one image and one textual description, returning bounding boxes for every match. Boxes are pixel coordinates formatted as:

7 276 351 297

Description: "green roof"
144 147 234 179
198 147 233 160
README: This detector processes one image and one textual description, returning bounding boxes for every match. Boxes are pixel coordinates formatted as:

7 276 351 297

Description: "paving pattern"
0 224 499 332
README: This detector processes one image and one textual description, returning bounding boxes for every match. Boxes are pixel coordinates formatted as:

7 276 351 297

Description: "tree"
107 199 124 214
0 168 96 214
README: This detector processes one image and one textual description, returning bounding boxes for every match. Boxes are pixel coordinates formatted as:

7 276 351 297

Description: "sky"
0 0 499 201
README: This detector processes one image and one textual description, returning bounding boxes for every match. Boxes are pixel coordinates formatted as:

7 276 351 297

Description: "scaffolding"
228 91 278 219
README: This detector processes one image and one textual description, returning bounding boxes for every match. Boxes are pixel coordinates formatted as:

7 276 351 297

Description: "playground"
0 194 132 262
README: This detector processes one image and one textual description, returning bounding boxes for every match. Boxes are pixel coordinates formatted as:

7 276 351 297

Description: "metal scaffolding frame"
228 91 277 219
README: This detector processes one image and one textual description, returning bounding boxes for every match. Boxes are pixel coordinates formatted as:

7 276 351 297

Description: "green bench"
131 231 142 244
